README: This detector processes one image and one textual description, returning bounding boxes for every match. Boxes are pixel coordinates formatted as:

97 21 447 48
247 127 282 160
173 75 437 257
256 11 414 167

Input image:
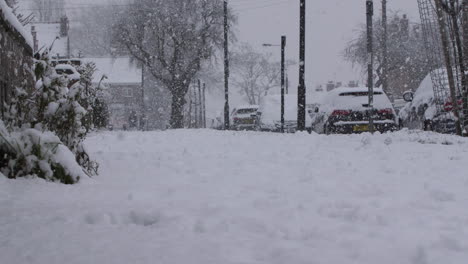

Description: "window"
56 69 75 75
236 108 257 115
339 91 383 97
123 88 133 97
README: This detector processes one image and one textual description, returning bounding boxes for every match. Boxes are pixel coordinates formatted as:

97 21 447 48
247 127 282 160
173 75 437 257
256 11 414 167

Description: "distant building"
84 57 143 130
28 16 70 59
348 81 359 88
326 81 335 92
0 1 34 118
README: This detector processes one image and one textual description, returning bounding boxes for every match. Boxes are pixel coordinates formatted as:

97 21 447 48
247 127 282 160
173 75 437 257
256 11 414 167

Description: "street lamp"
263 36 286 133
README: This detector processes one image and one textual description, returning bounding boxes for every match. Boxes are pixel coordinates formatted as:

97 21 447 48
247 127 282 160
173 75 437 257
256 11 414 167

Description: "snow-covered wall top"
0 0 33 48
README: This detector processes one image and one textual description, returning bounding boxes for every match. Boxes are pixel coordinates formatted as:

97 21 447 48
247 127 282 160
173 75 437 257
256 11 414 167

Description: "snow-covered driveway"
1 130 468 264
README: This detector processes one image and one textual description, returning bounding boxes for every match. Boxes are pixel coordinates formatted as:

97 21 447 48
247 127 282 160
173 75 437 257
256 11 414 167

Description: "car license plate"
353 124 369 132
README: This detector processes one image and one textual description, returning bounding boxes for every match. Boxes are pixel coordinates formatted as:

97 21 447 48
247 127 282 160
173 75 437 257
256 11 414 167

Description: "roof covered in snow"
83 57 142 85
0 0 33 48
26 22 68 57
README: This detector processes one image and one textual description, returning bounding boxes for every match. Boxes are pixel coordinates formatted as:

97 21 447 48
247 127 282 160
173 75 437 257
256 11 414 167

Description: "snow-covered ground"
1 130 468 264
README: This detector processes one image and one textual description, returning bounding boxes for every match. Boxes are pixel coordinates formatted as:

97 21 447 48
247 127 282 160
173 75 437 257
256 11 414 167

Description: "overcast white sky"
21 0 420 92
231 0 420 93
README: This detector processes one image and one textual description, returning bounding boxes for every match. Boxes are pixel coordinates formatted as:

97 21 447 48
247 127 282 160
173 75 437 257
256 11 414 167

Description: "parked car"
399 72 460 134
256 94 313 133
310 87 398 134
55 64 81 82
231 105 259 130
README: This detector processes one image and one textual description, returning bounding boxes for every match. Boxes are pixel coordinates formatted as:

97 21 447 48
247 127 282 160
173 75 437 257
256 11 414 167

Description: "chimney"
31 25 38 52
60 16 69 37
401 14 409 40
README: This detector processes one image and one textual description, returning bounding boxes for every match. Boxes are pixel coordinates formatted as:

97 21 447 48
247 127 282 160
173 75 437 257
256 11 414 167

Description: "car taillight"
378 108 393 114
444 99 463 112
331 110 351 116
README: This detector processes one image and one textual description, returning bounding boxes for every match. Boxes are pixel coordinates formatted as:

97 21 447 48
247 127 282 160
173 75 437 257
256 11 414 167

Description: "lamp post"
366 0 375 133
263 35 286 133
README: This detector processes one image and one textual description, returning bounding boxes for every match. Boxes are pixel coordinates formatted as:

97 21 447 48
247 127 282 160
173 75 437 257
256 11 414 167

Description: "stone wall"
0 8 33 118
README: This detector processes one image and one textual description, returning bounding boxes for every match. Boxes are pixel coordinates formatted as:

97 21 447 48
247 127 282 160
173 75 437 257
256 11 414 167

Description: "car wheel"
324 124 329 135
424 120 433 131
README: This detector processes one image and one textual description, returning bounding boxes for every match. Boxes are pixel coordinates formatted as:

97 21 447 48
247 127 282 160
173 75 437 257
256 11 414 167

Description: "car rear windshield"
339 92 383 96
236 108 257 114
56 69 75 75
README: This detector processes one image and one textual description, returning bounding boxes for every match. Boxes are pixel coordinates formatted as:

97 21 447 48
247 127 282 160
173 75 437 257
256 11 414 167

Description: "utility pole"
367 0 375 133
198 79 202 128
203 83 207 129
382 0 389 98
193 85 198 128
262 37 287 133
188 85 193 128
223 0 230 130
141 64 146 131
297 0 306 131
463 0 468 135
281 36 286 133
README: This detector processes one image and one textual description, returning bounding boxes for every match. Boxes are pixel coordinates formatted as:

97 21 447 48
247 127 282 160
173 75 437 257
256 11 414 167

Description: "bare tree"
115 0 233 128
69 6 127 57
344 13 431 96
231 43 286 105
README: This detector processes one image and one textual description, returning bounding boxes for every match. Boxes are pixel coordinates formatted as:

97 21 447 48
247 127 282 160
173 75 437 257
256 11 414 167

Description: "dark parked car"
310 87 398 134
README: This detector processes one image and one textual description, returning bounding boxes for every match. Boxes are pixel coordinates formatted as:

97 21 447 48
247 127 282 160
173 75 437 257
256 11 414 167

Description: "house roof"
26 22 68 57
83 57 142 85
0 0 33 48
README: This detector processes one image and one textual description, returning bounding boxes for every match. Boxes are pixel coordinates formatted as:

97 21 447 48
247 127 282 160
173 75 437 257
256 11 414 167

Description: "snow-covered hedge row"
0 121 85 184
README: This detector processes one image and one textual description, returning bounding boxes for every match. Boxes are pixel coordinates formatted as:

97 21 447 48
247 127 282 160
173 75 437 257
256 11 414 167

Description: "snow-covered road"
1 130 468 264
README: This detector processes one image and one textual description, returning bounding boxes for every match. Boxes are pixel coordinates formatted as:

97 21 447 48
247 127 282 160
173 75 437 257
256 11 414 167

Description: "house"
84 57 143 130
27 16 70 59
0 0 34 118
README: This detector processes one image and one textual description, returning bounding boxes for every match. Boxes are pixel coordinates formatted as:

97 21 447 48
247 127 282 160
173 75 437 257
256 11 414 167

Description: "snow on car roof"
0 0 33 48
320 87 392 113
234 105 259 110
55 64 76 70
399 72 436 120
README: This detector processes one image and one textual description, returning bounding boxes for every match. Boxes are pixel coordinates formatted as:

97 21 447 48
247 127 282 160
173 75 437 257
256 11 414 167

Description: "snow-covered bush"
76 62 110 131
2 53 99 182
0 121 85 184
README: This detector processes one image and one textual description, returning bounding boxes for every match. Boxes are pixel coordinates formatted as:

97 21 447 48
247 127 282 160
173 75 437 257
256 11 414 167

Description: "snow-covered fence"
0 0 34 118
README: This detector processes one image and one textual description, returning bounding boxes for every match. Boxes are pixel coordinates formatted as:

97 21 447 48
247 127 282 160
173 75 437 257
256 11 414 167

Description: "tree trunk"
169 83 189 129
463 0 468 134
